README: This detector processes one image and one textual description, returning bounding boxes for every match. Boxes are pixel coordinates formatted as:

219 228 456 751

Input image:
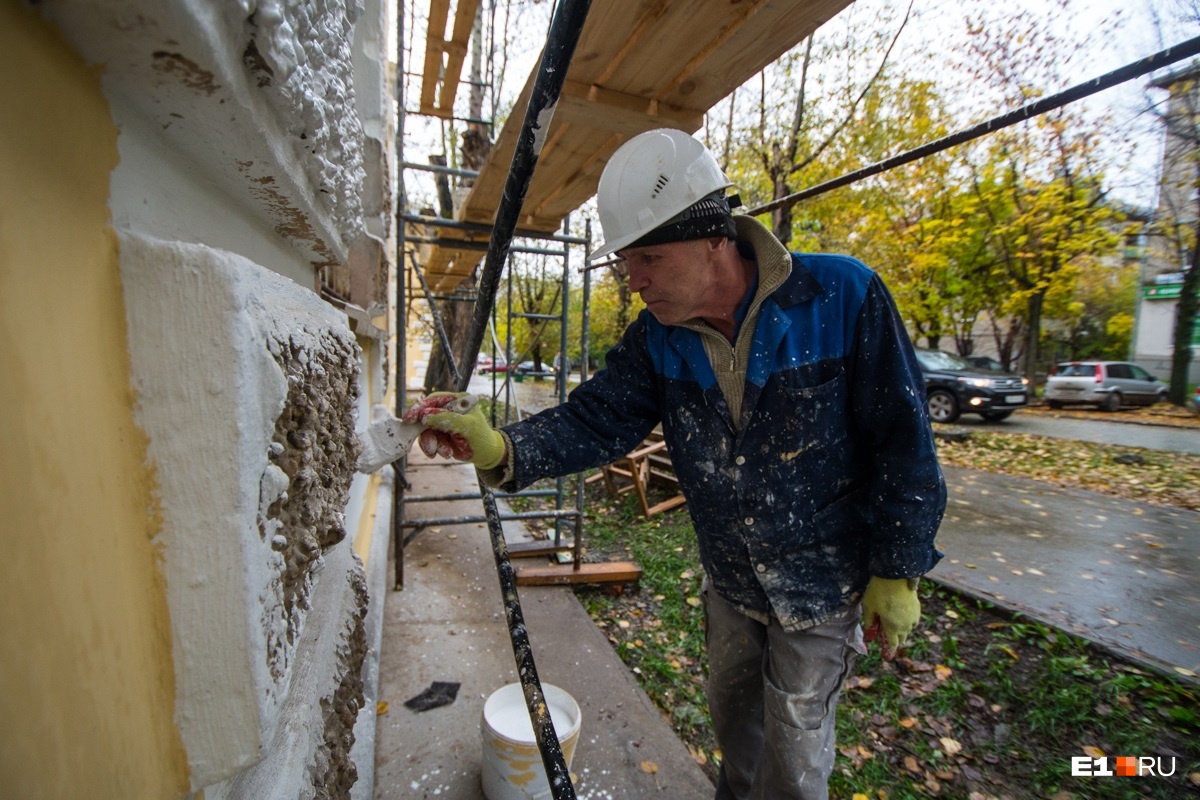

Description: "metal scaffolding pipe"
409 252 462 387
454 2 593 797
401 509 580 528
401 212 590 245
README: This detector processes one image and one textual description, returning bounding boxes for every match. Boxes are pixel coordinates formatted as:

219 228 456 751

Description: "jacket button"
735 456 746 465
756 563 767 573
744 516 754 526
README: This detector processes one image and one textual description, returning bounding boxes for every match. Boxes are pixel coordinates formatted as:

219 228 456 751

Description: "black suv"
913 348 1030 423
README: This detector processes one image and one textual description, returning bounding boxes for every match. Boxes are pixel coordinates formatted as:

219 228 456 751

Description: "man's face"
618 239 716 326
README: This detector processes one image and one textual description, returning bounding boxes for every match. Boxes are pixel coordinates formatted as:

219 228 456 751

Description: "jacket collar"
734 216 823 309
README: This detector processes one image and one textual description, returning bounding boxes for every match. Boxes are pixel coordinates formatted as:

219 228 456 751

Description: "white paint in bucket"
480 682 582 800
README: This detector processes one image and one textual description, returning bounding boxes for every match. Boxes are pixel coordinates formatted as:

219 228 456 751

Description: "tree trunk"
1168 220 1200 404
1022 290 1045 382
423 5 490 393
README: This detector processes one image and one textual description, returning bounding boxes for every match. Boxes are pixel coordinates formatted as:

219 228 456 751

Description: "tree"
717 0 917 247
956 1 1124 379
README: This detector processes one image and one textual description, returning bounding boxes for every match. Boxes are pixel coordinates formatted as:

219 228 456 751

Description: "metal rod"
402 161 481 179
392 0 408 592
555 215 571 545
429 293 479 302
400 509 581 528
404 237 567 256
747 34 1200 218
573 220 593 571
409 252 462 387
401 213 589 245
403 110 493 126
480 485 575 800
405 489 562 503
512 312 561 321
454 2 593 796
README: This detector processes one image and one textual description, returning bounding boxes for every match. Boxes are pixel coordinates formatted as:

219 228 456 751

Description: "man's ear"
706 236 731 253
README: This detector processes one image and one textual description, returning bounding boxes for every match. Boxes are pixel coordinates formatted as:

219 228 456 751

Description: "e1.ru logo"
1071 756 1177 777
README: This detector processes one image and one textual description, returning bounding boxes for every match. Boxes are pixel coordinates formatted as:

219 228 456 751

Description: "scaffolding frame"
393 3 594 797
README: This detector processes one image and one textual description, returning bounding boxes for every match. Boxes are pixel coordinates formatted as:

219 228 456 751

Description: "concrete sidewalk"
932 465 1200 683
370 452 714 799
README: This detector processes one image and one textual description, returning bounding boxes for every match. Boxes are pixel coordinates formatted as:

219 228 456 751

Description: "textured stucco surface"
121 232 366 790
43 0 374 273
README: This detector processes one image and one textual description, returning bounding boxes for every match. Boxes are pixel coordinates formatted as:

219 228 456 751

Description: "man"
419 128 945 800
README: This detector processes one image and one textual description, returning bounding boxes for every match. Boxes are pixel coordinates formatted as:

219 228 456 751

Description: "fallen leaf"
1083 745 1106 759
935 664 953 681
376 701 389 715
904 755 921 773
899 717 919 728
686 596 701 607
640 760 659 774
941 737 963 755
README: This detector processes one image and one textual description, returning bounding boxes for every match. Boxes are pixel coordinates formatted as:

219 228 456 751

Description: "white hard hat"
593 128 735 259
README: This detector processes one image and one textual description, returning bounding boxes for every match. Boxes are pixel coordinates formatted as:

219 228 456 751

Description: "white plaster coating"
120 231 357 788
44 0 374 269
107 97 315 288
247 0 368 237
205 538 367 800
532 102 558 158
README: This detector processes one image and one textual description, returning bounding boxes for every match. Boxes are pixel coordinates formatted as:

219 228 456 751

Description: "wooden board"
515 561 642 586
419 0 482 119
416 0 855 291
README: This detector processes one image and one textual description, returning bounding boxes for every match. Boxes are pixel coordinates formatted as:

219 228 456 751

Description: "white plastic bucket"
480 682 582 800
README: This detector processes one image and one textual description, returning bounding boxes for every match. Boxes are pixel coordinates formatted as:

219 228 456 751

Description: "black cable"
748 35 1200 217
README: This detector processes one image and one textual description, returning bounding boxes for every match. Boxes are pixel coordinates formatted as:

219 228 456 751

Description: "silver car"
1044 361 1167 411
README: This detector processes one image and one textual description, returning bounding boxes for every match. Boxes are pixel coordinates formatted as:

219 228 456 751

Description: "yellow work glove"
861 576 920 661
405 392 506 470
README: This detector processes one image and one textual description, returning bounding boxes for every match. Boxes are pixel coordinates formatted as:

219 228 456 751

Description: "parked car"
1043 361 1167 411
913 348 1030 423
516 360 555 378
964 355 1006 373
477 355 513 374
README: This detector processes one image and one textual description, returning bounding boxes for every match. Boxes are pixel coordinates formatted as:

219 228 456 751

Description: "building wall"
2 0 396 796
0 6 190 797
1139 68 1200 385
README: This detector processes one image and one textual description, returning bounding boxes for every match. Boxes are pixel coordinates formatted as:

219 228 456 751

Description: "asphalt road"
947 410 1200 454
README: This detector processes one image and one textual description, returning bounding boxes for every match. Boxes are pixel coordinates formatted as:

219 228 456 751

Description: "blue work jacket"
500 252 945 631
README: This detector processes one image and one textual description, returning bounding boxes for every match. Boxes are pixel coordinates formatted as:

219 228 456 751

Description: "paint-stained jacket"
494 224 945 631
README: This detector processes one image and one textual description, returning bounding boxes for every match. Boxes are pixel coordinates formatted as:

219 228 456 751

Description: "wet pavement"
932 465 1200 683
950 410 1200 454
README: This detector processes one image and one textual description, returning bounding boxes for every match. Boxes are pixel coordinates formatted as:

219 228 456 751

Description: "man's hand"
861 577 920 661
405 392 505 470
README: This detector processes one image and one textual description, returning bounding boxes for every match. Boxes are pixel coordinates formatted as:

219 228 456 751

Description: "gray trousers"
703 584 865 800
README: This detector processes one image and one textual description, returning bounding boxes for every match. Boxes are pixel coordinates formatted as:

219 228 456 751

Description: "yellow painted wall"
0 5 189 798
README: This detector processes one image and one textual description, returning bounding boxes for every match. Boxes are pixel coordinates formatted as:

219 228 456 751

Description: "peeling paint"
151 51 220 95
